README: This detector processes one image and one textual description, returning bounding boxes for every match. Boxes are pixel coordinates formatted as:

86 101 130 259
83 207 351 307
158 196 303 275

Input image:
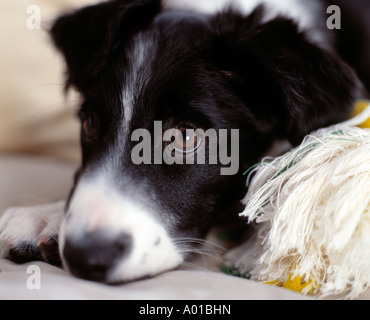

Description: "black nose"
63 231 132 282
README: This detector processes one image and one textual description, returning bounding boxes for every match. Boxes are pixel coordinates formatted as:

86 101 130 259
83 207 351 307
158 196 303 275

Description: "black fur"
322 0 370 92
52 0 162 92
50 0 365 279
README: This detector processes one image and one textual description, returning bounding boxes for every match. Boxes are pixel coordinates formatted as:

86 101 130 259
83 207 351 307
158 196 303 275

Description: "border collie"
0 0 368 284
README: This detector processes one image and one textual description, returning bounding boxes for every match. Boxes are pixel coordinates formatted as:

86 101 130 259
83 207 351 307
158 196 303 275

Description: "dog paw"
0 201 65 267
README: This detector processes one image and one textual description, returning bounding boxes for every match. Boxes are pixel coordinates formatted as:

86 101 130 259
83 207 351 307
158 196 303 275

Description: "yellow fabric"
266 274 317 295
281 276 316 294
353 100 370 128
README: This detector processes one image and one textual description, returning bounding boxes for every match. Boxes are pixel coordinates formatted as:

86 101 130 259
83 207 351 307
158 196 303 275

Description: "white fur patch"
121 33 157 129
61 171 182 283
0 202 65 258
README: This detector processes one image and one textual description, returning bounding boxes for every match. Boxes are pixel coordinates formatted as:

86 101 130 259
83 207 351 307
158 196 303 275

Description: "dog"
0 0 368 284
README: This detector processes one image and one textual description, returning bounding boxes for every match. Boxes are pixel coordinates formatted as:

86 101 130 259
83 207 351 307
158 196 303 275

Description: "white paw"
0 201 65 265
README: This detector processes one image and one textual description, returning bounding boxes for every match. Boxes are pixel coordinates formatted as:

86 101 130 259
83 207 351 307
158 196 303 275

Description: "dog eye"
173 125 201 153
81 113 100 142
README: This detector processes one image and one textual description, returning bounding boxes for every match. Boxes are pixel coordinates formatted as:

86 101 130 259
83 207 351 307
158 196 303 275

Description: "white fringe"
228 105 370 299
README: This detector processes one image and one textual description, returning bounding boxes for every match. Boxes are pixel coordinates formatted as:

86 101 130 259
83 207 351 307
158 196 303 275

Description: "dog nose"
63 231 132 282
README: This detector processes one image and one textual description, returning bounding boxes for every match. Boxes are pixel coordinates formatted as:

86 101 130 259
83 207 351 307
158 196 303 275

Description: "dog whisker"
173 237 229 266
173 237 228 252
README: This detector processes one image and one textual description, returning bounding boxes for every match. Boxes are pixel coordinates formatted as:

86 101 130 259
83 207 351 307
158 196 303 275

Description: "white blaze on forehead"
60 172 182 283
163 0 328 46
122 32 157 128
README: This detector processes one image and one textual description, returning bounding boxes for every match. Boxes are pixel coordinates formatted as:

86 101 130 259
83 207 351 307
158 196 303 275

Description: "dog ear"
50 0 161 92
210 7 364 145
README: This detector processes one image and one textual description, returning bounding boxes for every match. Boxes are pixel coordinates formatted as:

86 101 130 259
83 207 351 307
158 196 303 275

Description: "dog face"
51 0 362 283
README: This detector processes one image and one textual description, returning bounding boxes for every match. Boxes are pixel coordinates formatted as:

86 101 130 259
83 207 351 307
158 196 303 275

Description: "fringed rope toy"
226 102 370 299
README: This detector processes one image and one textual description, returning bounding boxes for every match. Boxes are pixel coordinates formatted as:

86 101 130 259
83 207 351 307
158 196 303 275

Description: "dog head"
51 0 363 283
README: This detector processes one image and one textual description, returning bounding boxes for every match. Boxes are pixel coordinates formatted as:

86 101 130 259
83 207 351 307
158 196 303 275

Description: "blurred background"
0 0 103 163
0 1 106 211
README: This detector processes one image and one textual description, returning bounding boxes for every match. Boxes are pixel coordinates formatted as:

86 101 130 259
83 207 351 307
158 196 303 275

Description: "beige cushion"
0 0 103 162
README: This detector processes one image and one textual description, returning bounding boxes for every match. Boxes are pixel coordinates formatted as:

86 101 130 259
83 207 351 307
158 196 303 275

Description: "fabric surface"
0 260 307 300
